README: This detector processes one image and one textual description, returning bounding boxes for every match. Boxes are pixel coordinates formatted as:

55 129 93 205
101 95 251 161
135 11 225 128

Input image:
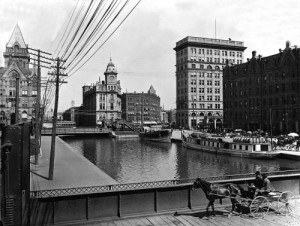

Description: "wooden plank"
157 215 174 226
174 216 194 226
146 216 161 225
165 215 186 226
181 215 210 226
153 215 172 225
138 217 153 226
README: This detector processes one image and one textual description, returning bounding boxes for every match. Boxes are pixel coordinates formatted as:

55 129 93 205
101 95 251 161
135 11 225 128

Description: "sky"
1 0 300 112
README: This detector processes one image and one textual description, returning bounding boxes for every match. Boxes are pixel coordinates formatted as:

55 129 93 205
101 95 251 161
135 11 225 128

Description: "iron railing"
30 170 300 198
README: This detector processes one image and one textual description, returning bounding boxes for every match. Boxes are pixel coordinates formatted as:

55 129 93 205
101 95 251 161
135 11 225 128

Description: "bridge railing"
31 169 300 198
30 170 300 225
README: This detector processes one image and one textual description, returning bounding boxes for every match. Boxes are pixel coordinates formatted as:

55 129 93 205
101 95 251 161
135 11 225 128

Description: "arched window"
207 112 212 117
215 66 220 70
200 112 204 117
14 45 19 52
207 65 212 70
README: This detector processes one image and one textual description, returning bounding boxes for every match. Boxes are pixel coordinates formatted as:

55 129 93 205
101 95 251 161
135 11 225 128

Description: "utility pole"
28 47 52 165
15 74 20 124
48 57 67 180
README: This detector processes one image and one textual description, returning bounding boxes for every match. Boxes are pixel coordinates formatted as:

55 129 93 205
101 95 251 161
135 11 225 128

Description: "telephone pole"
48 57 67 180
28 47 52 164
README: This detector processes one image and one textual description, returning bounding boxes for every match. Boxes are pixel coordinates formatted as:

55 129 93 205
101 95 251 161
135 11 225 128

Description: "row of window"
190 103 221 109
192 80 220 86
192 87 220 94
189 56 243 64
188 72 221 79
189 48 243 57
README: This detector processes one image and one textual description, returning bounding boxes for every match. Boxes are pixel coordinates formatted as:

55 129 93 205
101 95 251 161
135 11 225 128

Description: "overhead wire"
64 0 121 68
52 0 80 57
66 0 141 77
55 1 86 58
63 0 107 61
60 0 95 60
46 0 142 109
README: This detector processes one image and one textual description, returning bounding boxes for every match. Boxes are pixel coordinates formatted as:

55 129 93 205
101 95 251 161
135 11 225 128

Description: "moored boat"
182 131 279 159
139 125 171 143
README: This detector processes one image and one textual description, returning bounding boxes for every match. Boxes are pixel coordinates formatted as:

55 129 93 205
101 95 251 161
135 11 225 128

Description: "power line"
67 0 142 77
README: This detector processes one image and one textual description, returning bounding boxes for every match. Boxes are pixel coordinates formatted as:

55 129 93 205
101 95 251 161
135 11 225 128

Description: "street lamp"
192 95 196 130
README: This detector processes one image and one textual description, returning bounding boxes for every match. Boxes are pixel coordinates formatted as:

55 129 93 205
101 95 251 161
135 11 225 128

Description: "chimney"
286 40 291 49
252 51 256 58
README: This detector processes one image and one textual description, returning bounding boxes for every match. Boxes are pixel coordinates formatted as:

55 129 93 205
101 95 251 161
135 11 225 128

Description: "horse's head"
192 178 211 192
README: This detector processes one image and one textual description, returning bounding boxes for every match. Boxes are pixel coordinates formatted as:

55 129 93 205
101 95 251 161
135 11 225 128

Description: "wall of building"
223 42 300 134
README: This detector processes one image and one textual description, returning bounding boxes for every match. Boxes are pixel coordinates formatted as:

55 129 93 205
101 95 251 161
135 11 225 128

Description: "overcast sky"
1 0 300 111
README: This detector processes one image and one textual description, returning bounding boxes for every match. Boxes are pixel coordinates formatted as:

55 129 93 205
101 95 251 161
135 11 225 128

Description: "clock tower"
104 57 118 84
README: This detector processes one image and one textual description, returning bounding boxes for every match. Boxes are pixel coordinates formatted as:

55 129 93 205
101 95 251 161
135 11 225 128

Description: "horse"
192 178 242 217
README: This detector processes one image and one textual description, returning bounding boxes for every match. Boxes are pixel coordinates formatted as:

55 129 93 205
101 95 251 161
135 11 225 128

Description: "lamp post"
192 95 196 130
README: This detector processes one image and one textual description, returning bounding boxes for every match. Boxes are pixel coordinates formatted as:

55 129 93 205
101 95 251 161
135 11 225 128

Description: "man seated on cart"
247 171 264 198
254 173 274 197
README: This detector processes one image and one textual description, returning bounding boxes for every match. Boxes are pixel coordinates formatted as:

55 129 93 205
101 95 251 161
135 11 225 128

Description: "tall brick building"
174 36 246 130
223 41 300 135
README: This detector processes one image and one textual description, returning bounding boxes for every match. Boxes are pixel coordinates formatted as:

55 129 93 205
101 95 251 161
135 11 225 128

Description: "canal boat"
139 124 171 143
182 131 280 159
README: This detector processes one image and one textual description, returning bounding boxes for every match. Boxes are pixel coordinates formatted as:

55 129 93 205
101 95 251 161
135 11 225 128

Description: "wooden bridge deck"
73 205 300 226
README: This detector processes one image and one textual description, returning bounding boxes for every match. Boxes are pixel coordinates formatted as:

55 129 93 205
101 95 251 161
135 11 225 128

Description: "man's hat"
255 171 261 175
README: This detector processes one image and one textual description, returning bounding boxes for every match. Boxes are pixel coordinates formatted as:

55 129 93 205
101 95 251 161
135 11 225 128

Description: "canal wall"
30 136 118 192
30 171 300 225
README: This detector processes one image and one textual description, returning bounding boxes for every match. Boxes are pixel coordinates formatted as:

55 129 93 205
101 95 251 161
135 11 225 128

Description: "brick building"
223 41 300 135
121 86 160 124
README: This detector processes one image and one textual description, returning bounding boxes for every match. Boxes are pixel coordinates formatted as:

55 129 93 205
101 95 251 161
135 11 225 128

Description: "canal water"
61 136 300 184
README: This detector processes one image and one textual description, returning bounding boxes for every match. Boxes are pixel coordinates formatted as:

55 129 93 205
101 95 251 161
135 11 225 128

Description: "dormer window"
14 45 19 52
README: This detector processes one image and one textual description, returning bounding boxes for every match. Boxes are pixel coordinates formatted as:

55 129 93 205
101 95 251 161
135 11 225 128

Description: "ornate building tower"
0 24 37 125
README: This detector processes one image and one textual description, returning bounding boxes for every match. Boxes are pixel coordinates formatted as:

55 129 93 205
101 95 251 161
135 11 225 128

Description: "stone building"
81 58 122 127
223 41 300 135
121 86 160 124
0 24 37 125
174 36 246 130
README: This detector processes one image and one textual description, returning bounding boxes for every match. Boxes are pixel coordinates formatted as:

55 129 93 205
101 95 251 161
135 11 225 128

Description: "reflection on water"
61 137 300 183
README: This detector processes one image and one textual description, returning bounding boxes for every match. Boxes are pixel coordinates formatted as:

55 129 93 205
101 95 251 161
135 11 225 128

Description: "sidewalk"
30 136 118 191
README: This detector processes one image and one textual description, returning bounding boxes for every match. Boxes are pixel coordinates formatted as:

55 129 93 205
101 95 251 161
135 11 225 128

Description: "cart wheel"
277 191 297 215
250 196 269 218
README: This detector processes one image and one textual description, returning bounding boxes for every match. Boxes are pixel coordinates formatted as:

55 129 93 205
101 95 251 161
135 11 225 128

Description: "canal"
61 136 300 183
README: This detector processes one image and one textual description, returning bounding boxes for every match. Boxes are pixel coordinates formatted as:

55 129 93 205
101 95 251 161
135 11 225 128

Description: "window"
199 88 204 93
207 88 212 93
32 91 37 96
199 95 205 101
215 81 220 86
192 64 196 69
199 80 204 85
207 80 212 86
110 103 114 110
22 90 28 96
207 95 212 101
215 88 220 93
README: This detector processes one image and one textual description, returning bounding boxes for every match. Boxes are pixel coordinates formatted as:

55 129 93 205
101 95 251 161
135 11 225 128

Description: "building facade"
174 36 246 130
0 24 37 125
81 58 122 127
223 41 300 135
121 85 160 124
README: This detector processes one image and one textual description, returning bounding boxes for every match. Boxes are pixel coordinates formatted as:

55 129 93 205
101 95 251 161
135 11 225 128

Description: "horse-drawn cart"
238 190 298 218
192 178 299 219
